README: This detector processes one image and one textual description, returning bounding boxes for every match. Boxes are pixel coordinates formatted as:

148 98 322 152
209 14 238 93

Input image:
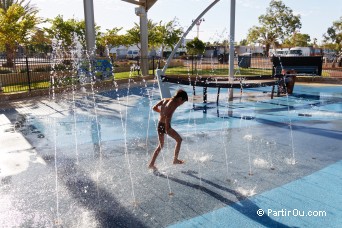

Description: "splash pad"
1 1 342 227
1 81 342 227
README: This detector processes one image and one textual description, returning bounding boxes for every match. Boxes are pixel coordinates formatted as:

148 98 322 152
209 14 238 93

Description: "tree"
44 15 101 52
239 39 248 46
186 37 206 55
125 25 140 49
0 0 40 67
283 33 311 47
0 0 37 14
26 28 51 55
186 37 206 73
97 27 127 56
155 18 183 57
323 16 342 53
125 19 159 50
246 0 301 56
99 28 123 47
45 15 85 49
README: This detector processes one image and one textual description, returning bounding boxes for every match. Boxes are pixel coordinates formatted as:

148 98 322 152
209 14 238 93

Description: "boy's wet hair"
173 89 188 101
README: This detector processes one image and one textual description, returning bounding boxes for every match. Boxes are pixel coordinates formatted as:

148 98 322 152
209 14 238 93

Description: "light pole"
193 18 205 38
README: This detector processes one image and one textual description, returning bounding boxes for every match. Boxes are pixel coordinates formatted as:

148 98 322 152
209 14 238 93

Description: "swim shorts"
157 122 171 134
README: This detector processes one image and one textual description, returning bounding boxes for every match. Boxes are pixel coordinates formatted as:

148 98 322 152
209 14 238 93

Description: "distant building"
235 45 265 56
109 45 129 59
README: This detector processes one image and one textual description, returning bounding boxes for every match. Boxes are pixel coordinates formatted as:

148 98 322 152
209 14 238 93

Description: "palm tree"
0 0 39 67
0 0 37 13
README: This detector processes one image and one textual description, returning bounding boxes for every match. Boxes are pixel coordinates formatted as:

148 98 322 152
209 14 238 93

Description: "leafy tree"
0 0 40 67
45 15 84 49
99 28 123 47
323 16 342 53
125 19 159 50
26 28 51 55
239 39 248 46
44 15 101 51
186 37 206 55
283 33 311 47
155 18 183 57
246 0 301 56
97 27 127 56
186 37 206 72
0 0 37 14
125 25 140 48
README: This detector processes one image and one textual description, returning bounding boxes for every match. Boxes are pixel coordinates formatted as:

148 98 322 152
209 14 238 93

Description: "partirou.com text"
257 208 327 217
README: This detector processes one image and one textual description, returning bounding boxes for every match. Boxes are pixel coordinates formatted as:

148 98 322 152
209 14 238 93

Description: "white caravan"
287 47 323 56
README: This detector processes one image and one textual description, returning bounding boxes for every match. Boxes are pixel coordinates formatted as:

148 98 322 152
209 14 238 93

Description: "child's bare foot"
173 159 185 165
148 164 157 170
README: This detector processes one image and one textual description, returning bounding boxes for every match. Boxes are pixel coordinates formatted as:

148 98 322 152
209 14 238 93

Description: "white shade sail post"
136 6 149 76
228 0 236 101
83 0 96 57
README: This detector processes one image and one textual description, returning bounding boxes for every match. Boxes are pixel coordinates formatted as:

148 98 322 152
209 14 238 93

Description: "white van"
287 47 322 57
269 48 289 57
126 50 139 59
287 47 309 56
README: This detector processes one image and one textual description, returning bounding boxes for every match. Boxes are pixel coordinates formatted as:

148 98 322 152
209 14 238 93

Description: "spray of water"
70 34 83 164
243 131 253 176
53 118 60 225
115 72 137 204
277 56 296 164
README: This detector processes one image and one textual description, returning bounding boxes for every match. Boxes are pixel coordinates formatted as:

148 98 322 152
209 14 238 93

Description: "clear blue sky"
32 0 341 44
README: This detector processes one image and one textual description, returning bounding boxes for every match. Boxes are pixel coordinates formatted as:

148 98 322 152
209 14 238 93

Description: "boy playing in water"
148 89 188 170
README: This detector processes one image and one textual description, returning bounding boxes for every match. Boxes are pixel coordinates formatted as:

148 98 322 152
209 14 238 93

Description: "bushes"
0 69 13 74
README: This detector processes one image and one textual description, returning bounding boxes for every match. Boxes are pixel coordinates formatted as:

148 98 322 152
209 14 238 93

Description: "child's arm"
152 99 164 113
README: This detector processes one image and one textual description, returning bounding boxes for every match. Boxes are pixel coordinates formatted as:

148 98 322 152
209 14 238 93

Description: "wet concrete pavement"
1 83 342 227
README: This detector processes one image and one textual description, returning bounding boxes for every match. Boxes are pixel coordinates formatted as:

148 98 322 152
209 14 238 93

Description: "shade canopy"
121 0 158 11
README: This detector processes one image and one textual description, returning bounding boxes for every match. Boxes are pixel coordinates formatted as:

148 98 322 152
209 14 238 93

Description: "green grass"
2 67 336 93
113 69 157 80
113 71 142 79
3 81 50 93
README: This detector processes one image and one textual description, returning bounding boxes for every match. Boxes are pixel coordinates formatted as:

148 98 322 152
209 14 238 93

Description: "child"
148 89 188 170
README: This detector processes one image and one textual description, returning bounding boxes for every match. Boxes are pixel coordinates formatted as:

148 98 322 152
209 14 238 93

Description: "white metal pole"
228 0 235 101
136 6 149 76
83 0 96 56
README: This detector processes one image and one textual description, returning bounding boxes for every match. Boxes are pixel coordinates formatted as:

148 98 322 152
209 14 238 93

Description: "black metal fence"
159 55 342 78
0 55 104 93
0 56 57 93
1 54 341 94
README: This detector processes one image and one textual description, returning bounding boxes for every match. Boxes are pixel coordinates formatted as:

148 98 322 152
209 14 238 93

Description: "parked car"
126 50 139 59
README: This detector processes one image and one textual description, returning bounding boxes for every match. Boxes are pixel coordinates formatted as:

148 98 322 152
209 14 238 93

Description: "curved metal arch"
156 0 221 99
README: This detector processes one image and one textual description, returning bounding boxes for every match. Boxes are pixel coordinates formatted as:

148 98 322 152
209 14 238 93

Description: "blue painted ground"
1 82 341 227
169 160 342 228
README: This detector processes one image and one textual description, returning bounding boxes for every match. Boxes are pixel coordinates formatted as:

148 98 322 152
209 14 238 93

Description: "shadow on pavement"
43 156 146 228
154 169 290 228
